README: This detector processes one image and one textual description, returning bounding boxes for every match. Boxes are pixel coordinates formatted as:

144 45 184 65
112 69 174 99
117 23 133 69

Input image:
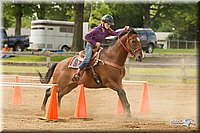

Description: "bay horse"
37 27 144 117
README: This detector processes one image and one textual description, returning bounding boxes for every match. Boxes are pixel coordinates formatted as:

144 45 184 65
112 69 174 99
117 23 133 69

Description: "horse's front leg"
107 81 131 117
117 87 131 117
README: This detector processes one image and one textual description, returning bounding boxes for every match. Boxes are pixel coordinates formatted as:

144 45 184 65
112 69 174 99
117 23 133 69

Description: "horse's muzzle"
135 54 143 62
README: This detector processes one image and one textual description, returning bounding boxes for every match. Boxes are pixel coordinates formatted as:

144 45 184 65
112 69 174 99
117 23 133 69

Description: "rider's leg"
73 44 93 80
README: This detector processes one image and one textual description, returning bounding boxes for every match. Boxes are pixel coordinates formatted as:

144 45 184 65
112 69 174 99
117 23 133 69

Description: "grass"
1 65 197 84
2 66 47 73
153 48 198 54
1 56 69 62
1 49 198 84
1 48 198 63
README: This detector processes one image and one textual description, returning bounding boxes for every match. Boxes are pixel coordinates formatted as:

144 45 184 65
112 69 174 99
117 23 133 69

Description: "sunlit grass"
129 68 197 76
1 49 198 84
2 65 197 84
2 66 47 73
153 48 198 54
1 56 69 62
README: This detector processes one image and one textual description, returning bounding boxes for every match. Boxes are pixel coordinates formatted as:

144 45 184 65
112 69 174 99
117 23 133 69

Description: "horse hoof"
125 112 131 118
126 114 131 118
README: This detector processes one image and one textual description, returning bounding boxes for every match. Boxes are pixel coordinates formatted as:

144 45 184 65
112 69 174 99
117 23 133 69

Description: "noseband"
118 35 142 57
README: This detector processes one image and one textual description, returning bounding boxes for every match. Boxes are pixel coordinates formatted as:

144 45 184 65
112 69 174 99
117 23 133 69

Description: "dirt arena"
2 76 197 132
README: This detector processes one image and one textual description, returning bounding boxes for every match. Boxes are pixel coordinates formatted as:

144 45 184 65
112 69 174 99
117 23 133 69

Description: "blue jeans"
79 44 93 70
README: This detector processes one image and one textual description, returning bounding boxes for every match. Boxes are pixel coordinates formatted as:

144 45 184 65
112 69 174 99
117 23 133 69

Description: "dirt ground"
1 75 198 132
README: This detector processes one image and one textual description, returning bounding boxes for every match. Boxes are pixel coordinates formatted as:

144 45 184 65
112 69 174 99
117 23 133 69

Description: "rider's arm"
109 28 124 36
84 28 98 47
109 26 129 36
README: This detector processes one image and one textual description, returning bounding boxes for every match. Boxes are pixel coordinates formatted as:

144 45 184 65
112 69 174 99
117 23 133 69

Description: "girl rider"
73 14 129 81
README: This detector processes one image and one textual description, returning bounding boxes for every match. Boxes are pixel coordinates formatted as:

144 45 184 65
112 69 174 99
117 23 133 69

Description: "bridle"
118 34 142 57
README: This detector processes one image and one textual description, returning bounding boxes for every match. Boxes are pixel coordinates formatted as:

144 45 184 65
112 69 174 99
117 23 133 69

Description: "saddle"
68 47 99 69
68 47 103 86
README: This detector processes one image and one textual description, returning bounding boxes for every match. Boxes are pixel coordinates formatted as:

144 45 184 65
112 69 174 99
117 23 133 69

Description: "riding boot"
73 68 81 81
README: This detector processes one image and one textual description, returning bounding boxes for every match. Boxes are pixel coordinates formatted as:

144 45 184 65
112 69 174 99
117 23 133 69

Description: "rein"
118 36 142 57
94 32 142 75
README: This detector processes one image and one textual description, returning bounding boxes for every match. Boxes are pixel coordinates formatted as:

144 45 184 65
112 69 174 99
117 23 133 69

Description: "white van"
28 20 88 51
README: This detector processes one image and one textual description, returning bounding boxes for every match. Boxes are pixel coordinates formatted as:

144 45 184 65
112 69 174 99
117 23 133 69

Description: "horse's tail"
37 62 58 84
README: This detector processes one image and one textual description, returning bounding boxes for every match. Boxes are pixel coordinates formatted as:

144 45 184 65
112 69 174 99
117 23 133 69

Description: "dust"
1 76 197 131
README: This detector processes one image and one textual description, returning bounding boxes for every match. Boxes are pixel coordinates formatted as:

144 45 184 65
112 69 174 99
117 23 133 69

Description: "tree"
71 2 84 51
14 4 22 35
108 3 144 29
152 3 197 40
88 2 112 29
3 2 36 35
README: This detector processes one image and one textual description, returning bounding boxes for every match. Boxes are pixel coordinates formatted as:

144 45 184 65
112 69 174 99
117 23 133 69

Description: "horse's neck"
103 35 128 66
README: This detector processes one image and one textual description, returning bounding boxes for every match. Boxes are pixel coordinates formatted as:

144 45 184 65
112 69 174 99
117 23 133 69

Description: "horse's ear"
118 30 127 38
128 27 137 35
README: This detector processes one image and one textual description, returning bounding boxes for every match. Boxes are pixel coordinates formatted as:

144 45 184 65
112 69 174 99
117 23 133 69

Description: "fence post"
177 40 179 49
46 51 51 68
168 40 170 49
186 40 188 49
181 58 187 83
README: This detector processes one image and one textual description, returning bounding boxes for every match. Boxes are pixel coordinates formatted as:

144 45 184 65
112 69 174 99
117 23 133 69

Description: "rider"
73 14 128 81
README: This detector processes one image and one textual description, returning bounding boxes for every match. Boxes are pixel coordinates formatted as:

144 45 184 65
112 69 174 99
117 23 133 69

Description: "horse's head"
119 27 144 62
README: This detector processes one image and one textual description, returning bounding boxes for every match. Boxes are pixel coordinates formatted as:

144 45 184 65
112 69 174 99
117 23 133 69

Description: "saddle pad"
68 56 83 69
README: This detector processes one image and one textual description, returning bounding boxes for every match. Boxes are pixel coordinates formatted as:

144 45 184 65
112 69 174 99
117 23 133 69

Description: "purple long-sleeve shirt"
84 24 122 47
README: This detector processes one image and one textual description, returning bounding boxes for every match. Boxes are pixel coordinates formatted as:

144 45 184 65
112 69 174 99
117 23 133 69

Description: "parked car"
134 28 157 53
0 27 30 51
104 28 157 53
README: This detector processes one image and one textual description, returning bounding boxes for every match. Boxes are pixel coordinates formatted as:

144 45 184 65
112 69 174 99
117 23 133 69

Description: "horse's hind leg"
41 88 51 111
57 83 78 109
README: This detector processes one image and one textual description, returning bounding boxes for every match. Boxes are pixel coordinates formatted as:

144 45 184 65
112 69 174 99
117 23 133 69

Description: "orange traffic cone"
139 82 150 113
12 75 22 105
74 84 87 118
116 85 125 116
45 85 58 121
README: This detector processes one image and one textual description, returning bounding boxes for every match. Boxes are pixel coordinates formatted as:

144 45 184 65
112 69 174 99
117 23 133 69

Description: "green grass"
2 66 47 73
1 56 69 62
1 65 197 84
153 48 198 54
124 67 197 84
1 49 198 84
1 49 198 63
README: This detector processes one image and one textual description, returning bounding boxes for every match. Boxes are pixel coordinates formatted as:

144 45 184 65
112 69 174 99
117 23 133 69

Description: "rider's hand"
96 42 101 49
124 26 129 31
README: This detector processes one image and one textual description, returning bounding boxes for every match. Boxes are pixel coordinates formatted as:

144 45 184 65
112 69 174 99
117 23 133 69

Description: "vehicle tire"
13 43 23 52
146 43 154 53
61 45 70 51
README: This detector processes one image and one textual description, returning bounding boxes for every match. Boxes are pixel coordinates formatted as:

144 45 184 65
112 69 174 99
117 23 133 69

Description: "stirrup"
73 73 80 81
74 73 80 81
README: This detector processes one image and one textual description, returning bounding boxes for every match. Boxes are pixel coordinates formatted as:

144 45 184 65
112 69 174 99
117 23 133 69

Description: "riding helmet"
101 14 114 25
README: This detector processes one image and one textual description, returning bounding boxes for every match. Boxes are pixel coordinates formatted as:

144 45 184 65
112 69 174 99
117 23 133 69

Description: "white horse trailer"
28 20 88 51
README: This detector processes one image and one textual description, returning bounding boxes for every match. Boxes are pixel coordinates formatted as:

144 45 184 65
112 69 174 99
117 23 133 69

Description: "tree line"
2 1 198 51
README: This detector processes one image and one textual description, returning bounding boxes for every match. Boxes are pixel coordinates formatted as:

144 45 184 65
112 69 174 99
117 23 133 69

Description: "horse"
37 27 144 117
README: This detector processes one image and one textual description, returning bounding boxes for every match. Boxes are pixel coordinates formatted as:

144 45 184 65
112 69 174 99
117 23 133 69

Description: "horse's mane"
103 27 137 48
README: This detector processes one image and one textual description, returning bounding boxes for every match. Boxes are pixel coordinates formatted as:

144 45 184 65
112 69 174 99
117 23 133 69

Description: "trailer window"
48 28 53 30
32 27 45 30
39 27 45 30
60 27 73 33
